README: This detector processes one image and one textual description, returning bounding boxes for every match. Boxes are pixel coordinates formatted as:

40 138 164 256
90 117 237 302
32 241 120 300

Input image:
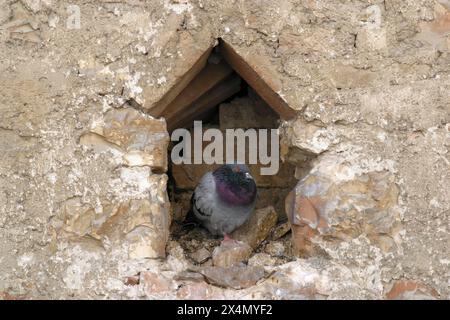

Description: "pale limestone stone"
190 247 211 264
176 281 226 300
196 265 267 290
212 241 252 267
288 119 340 155
141 271 175 296
287 153 402 257
60 173 170 259
87 108 169 172
125 198 171 259
232 206 278 250
247 253 278 267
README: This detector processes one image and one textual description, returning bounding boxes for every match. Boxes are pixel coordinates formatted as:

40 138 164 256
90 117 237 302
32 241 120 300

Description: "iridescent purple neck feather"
213 164 257 206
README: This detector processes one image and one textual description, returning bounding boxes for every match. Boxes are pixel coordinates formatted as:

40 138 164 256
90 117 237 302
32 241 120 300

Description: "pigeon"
190 163 257 241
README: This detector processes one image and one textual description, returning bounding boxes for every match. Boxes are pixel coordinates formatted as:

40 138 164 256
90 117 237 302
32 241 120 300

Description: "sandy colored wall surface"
0 0 448 299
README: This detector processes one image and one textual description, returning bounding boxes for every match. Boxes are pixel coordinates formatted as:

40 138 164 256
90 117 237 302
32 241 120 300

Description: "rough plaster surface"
0 0 448 299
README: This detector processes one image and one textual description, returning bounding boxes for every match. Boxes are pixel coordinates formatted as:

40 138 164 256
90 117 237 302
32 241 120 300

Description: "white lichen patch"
108 167 159 200
291 122 340 154
157 76 167 85
125 72 143 96
310 151 397 183
17 253 35 269
61 246 102 291
166 0 193 15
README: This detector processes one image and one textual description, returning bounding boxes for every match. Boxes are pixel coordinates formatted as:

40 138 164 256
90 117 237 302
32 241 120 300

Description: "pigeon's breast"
193 170 257 236
215 180 257 207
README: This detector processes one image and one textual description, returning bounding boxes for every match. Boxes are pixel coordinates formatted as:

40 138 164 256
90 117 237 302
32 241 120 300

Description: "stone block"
219 95 278 130
232 206 278 250
80 108 169 172
141 271 174 296
386 280 439 300
212 241 252 267
286 154 402 257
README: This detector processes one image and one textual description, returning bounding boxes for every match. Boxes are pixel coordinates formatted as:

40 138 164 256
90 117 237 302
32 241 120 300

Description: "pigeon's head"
213 164 257 206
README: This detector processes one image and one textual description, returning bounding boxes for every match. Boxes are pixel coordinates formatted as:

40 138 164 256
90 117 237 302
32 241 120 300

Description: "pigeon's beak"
245 172 253 180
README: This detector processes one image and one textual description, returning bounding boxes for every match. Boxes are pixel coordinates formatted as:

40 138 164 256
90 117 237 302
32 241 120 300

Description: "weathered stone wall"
0 0 448 299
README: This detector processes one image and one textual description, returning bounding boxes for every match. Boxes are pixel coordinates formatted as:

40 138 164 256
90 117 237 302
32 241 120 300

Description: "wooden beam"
219 39 296 120
162 59 234 123
168 74 241 131
147 46 214 118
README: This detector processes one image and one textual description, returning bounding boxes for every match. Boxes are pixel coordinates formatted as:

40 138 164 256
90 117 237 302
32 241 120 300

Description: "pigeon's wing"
192 172 216 222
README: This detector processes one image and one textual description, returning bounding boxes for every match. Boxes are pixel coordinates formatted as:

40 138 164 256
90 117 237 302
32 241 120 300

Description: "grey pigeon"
191 164 257 240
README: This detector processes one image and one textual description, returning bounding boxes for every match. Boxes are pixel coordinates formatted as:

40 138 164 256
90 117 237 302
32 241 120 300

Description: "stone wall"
0 0 448 299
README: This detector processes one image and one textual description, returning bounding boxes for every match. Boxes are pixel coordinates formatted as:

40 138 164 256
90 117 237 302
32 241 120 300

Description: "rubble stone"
212 241 252 267
190 247 211 264
197 265 267 290
386 280 439 300
141 271 174 296
286 154 402 257
232 206 278 250
176 282 226 300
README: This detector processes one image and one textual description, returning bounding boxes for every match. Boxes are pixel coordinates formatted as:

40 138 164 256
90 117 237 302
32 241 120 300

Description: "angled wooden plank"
168 73 241 131
162 60 234 122
147 46 214 118
219 39 296 120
